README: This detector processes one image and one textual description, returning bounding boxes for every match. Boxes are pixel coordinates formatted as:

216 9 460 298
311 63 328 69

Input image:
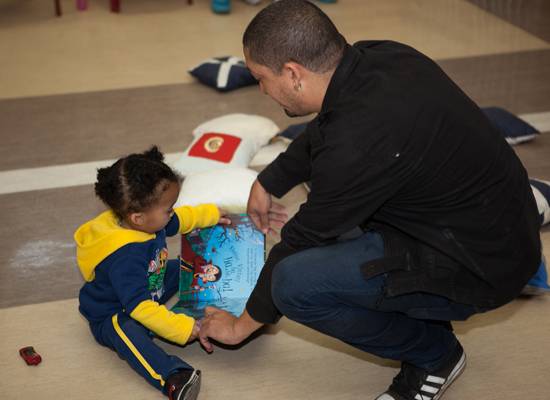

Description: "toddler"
75 145 229 400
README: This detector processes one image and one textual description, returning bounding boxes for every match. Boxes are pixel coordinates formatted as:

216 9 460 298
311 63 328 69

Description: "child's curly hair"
95 145 180 218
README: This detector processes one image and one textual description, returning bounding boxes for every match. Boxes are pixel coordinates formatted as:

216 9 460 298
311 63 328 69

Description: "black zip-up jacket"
247 41 541 324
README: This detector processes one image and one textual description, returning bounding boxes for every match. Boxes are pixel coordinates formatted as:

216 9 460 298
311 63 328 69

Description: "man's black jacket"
247 41 541 324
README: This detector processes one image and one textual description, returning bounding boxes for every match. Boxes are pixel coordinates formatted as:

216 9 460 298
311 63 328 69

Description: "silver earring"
293 82 302 92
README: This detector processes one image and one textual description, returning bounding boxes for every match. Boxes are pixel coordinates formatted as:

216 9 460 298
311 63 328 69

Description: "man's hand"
198 306 264 353
247 179 287 236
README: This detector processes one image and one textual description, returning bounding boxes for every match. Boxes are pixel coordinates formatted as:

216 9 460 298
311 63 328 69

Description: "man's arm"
198 306 264 352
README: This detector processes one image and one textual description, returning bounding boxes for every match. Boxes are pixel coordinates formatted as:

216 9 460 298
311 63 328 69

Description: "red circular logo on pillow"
188 133 242 163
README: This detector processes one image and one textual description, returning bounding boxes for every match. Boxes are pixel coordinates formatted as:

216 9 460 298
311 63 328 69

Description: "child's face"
138 181 180 234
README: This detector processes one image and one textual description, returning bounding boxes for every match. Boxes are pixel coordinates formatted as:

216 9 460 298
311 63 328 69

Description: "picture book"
170 214 265 318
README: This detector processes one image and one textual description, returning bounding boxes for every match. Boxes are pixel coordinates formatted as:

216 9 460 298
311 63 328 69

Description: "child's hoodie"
75 204 219 345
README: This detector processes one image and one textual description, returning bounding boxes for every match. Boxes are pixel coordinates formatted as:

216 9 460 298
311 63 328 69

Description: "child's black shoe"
165 370 201 400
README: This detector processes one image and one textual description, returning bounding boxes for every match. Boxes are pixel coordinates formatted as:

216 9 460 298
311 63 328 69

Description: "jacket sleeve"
261 139 396 250
130 299 195 345
259 126 313 199
169 204 220 236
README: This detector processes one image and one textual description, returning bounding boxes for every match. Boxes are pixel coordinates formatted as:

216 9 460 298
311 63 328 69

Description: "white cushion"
249 136 291 167
192 113 279 146
175 168 258 214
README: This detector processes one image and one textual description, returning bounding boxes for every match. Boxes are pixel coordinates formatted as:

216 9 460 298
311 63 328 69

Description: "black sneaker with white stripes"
375 341 466 400
165 369 201 400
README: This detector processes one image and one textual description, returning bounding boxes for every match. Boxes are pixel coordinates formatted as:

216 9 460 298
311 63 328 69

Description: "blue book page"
170 214 265 318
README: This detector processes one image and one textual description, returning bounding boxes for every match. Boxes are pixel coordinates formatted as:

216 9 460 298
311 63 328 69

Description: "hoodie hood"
75 210 154 281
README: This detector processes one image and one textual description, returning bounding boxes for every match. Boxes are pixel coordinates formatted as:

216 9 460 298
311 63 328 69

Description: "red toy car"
19 347 41 365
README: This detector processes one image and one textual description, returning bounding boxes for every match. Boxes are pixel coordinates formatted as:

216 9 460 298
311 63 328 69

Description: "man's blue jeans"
271 232 492 372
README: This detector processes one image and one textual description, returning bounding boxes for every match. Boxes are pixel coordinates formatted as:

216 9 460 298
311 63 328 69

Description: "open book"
170 214 265 318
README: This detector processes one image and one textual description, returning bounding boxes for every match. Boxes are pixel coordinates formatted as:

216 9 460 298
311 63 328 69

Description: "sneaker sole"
178 370 201 400
432 351 466 400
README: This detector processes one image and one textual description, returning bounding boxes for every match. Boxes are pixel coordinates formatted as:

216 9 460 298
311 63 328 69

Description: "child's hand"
188 319 202 342
217 207 231 225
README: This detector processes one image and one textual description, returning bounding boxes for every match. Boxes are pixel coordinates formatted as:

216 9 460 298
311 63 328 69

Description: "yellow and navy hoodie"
75 204 219 345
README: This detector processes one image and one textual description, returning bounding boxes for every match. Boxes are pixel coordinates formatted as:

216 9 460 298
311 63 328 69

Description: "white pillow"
175 168 258 214
192 114 279 146
249 136 291 167
172 132 261 178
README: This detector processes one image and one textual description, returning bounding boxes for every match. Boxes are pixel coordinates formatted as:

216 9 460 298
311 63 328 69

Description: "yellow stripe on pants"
112 313 165 387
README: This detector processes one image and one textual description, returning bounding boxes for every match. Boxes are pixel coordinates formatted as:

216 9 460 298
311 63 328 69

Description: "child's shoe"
165 370 201 400
212 0 230 14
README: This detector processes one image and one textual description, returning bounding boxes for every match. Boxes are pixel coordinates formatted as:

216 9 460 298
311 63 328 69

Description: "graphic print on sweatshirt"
147 247 168 301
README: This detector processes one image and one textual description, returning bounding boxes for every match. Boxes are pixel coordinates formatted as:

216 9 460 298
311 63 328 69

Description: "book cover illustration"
170 214 265 318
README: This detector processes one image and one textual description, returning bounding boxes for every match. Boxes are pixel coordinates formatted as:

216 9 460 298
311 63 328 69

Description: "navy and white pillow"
482 107 540 145
530 178 550 226
188 56 257 92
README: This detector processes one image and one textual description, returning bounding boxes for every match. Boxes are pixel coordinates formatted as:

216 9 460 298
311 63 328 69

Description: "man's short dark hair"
243 0 347 75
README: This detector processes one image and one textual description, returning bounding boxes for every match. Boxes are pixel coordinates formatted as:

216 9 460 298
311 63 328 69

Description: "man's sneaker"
165 370 201 400
375 342 466 400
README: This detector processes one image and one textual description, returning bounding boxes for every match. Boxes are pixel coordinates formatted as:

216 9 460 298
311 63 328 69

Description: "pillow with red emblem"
172 132 261 178
172 114 279 177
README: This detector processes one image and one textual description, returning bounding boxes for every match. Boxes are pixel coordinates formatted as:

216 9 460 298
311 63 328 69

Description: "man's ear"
284 62 302 83
130 213 144 226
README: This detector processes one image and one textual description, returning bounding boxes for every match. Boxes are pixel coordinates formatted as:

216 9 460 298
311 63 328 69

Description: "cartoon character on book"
190 262 222 292
180 235 221 299
171 213 265 319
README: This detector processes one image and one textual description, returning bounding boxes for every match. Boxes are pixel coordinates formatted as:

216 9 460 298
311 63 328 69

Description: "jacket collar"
321 43 361 114
308 44 361 146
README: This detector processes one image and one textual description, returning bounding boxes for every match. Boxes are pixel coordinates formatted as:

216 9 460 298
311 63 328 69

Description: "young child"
75 145 229 400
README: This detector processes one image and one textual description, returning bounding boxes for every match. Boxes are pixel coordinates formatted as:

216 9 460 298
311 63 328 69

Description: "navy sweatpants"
89 259 193 395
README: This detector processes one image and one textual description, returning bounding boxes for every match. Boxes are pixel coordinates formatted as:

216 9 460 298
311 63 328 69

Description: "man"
198 1 541 399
